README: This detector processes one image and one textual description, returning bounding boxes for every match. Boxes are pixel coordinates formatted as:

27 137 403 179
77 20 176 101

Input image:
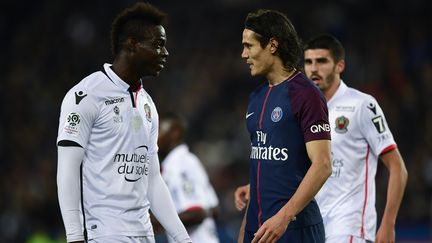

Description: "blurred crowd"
1 0 431 242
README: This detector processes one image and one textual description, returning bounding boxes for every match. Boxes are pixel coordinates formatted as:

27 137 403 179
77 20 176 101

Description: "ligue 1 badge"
271 107 283 122
335 116 349 133
144 104 151 122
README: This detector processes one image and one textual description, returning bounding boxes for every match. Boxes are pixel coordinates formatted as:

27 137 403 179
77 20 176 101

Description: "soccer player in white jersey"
154 112 220 243
235 34 408 243
56 3 191 243
303 34 407 243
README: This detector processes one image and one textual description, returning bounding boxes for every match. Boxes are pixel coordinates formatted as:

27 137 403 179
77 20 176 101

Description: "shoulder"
64 71 110 101
288 72 326 108
288 72 322 96
164 146 204 171
343 86 379 109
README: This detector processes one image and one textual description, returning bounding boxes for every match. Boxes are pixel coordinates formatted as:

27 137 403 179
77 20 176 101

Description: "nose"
241 47 248 59
309 61 318 72
162 46 169 57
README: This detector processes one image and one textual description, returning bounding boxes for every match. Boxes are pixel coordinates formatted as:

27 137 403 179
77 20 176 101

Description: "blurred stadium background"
1 0 431 242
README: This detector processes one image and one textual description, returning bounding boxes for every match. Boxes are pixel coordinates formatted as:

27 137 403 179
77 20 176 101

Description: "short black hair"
111 2 166 56
245 9 302 71
304 34 345 63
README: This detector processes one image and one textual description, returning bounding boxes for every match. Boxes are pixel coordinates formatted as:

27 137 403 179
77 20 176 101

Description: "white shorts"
326 235 372 243
89 235 155 243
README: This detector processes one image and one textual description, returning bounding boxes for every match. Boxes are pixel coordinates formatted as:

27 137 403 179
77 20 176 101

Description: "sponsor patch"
63 112 81 137
105 97 125 106
335 116 349 134
335 106 355 112
310 123 331 133
132 115 143 132
271 107 283 122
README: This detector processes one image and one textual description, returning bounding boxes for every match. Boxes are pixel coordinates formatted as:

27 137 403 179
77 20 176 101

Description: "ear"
269 38 279 54
336 59 345 74
124 38 138 54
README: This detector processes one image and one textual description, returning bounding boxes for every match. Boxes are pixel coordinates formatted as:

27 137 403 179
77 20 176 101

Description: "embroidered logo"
367 103 377 115
335 116 349 134
144 104 151 122
113 106 123 123
75 91 87 105
271 107 283 122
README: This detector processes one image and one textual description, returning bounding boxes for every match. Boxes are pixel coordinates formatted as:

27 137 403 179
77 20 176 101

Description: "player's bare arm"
376 148 408 243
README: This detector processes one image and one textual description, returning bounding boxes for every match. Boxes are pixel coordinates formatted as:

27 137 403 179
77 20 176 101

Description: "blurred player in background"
153 112 220 243
238 9 332 243
56 3 191 243
235 34 408 243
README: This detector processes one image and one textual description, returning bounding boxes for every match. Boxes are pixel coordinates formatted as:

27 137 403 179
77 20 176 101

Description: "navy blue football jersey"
245 72 331 233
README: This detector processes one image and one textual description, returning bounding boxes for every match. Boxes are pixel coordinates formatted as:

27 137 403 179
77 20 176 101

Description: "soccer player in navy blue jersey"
237 9 332 243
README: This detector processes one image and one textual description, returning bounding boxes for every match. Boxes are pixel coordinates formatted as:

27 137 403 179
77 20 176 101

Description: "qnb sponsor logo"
114 145 149 182
250 145 289 161
310 123 331 133
105 97 125 106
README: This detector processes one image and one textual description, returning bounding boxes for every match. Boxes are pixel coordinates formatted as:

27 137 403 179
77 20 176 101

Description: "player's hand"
375 222 395 243
251 210 290 243
234 184 250 211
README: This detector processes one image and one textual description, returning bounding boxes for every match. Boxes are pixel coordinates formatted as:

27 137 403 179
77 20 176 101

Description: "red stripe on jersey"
360 145 370 239
184 205 204 212
257 160 262 227
259 87 272 129
380 144 397 155
349 235 353 243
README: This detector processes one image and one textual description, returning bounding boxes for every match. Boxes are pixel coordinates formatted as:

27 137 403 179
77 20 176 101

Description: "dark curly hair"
245 9 302 71
111 2 166 56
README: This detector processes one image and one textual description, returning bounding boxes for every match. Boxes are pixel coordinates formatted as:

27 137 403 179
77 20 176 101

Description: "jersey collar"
103 63 133 91
327 80 348 106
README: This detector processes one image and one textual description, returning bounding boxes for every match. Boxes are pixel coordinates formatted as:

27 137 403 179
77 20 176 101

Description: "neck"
267 67 297 86
324 78 341 101
112 57 141 90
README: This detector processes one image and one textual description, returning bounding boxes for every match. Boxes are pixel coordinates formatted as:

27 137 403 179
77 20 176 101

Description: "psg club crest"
271 107 283 122
335 116 349 133
144 104 151 122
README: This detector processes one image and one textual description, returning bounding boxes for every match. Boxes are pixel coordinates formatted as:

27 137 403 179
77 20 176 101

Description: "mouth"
246 61 253 69
157 60 166 69
310 75 322 85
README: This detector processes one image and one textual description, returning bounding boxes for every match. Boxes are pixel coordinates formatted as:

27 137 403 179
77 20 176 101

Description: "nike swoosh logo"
246 112 254 119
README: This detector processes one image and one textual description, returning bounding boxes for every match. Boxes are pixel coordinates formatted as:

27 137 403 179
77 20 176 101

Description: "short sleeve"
57 87 98 148
358 96 396 155
290 83 331 142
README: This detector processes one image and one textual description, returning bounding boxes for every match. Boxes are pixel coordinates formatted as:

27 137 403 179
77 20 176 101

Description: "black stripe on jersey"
100 67 116 85
57 140 82 147
127 87 136 108
101 66 136 108
80 163 88 242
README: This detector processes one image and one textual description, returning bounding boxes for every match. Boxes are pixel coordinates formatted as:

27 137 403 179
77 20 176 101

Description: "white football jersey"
315 81 396 242
161 144 219 243
57 63 159 239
